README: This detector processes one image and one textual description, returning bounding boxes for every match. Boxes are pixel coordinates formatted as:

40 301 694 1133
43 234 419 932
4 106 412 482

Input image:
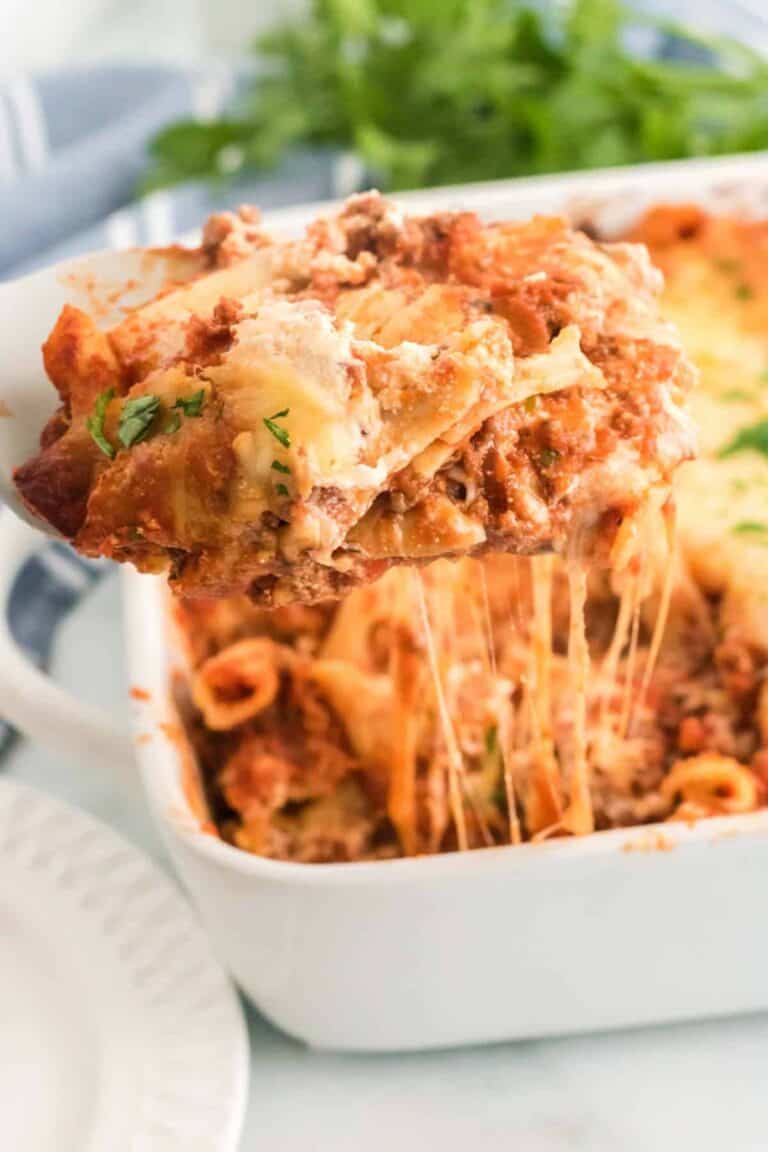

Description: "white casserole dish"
2 154 768 1052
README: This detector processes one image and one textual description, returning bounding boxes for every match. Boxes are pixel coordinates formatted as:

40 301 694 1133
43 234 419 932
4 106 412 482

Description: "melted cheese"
215 301 381 500
200 297 622 572
417 574 468 851
651 233 768 651
387 573 421 856
525 555 563 833
594 574 634 760
639 500 677 704
561 563 593 836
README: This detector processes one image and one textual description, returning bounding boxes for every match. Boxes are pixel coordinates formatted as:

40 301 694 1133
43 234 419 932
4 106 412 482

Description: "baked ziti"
168 205 768 862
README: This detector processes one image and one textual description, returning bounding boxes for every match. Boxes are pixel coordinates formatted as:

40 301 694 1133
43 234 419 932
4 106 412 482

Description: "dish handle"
0 509 135 772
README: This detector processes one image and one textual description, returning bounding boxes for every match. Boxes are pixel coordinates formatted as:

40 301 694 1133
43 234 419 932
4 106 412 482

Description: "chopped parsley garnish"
719 419 768 459
118 394 161 448
714 257 740 275
484 725 498 758
733 520 768 537
539 446 560 469
735 283 754 301
95 386 207 453
263 408 291 448
163 388 206 435
86 388 115 458
272 455 291 496
172 388 206 418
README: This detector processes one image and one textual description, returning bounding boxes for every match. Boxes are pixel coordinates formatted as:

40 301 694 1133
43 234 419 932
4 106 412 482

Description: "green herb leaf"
271 459 290 474
484 725 498 758
275 483 290 497
735 283 754 301
539 446 560 469
714 257 740 274
264 409 291 448
86 388 115 458
719 419 768 459
140 119 257 193
165 412 182 435
144 1 768 196
733 520 768 536
172 388 206 418
118 394 161 449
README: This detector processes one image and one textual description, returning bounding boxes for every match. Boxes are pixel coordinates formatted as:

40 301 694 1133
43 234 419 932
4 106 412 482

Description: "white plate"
0 778 248 1151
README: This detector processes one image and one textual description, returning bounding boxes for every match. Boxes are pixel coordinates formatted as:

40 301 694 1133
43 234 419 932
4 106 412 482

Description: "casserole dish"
3 154 768 1052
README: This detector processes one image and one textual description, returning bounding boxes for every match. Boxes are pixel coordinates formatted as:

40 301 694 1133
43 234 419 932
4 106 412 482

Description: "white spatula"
0 246 201 532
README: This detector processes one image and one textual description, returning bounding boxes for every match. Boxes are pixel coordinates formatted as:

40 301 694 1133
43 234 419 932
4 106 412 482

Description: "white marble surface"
5 572 768 1151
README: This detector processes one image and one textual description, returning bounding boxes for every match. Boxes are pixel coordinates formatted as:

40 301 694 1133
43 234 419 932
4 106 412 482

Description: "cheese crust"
15 193 695 604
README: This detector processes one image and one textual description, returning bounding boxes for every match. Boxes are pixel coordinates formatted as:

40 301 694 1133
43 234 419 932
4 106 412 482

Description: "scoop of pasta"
14 192 695 604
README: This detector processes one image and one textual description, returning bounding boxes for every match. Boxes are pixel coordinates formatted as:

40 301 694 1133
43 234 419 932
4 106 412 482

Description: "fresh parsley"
93 387 207 453
275 483 290 497
118 394 161 449
86 388 115 458
719 420 768 459
144 1 768 195
484 725 499 758
163 389 207 435
264 408 291 448
271 458 290 474
173 388 206 418
539 446 560 469
719 388 753 403
733 520 768 537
